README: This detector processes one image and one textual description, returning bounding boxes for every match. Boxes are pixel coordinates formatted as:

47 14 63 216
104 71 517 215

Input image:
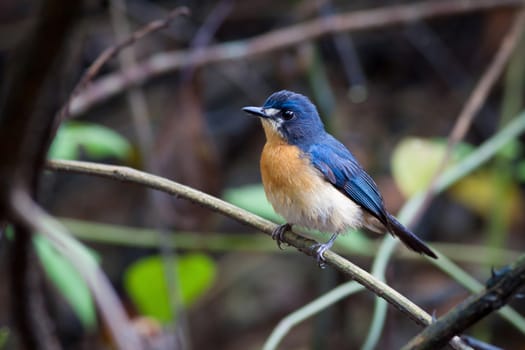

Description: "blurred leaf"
124 253 216 323
517 161 525 182
450 170 522 223
391 138 473 197
33 235 97 330
48 121 132 160
0 328 8 349
223 184 283 222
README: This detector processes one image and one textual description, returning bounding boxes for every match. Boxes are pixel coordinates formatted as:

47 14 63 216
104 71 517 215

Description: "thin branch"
410 8 525 226
42 161 421 310
403 254 525 350
69 0 525 117
10 190 143 350
362 9 525 349
45 158 471 349
263 283 364 350
55 6 189 131
109 0 156 157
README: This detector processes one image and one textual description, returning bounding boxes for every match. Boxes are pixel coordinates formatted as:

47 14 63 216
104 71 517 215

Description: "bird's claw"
310 234 337 268
311 243 329 269
271 223 291 249
431 310 438 323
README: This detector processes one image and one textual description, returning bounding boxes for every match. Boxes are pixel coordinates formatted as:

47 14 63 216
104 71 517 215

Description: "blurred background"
0 0 524 349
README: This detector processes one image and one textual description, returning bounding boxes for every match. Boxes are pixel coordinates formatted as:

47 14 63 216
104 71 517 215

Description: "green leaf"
223 184 283 222
33 235 97 330
48 121 132 160
124 253 216 323
391 138 472 197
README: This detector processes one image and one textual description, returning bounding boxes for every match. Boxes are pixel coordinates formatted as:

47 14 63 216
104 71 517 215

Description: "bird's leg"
311 233 338 268
271 223 291 249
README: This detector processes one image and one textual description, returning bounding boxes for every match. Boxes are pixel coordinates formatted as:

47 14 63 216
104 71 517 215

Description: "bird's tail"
386 213 437 259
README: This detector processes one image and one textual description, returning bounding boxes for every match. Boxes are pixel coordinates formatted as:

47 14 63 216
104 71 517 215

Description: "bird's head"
243 90 325 145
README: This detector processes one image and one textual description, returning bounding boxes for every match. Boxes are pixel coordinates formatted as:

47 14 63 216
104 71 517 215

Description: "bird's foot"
310 233 338 269
271 223 291 249
311 243 330 269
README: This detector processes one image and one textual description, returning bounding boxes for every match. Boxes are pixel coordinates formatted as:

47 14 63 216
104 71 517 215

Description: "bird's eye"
282 110 295 120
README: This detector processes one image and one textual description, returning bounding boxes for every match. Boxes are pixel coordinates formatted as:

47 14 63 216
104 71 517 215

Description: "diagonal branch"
69 0 525 117
362 8 525 349
409 8 525 226
45 158 462 346
54 6 189 135
403 254 525 350
10 190 143 350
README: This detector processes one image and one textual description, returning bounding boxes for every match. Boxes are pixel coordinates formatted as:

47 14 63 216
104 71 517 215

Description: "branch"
69 0 525 117
403 255 525 350
10 190 143 350
410 7 525 226
362 9 525 349
46 158 466 349
55 6 189 133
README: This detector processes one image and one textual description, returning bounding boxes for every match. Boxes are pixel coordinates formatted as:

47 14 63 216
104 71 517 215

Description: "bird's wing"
307 137 388 224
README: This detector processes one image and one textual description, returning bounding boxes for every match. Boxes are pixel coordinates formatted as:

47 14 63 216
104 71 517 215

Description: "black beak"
242 106 267 118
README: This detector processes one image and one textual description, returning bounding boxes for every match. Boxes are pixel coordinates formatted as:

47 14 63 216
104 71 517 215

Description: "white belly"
266 178 364 234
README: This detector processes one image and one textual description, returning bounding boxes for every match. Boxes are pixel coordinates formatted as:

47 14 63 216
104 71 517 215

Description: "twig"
55 6 189 132
43 160 427 314
362 9 525 349
109 0 156 157
263 283 364 350
69 0 525 117
46 158 472 350
409 8 525 227
403 255 525 350
181 0 234 81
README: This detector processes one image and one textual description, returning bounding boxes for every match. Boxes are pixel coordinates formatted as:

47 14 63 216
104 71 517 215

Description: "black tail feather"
386 213 437 259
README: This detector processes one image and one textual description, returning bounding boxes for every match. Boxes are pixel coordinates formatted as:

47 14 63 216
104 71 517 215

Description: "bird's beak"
242 106 267 118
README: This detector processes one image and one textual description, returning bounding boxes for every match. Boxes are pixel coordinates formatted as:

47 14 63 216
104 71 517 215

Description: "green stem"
59 217 521 265
363 111 525 349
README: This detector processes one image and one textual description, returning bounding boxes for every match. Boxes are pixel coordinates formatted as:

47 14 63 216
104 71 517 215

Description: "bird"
242 90 437 264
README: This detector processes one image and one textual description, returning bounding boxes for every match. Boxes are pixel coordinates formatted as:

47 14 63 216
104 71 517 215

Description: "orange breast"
260 138 318 208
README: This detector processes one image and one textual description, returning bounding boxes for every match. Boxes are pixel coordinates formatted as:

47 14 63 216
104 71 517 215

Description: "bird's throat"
261 119 286 145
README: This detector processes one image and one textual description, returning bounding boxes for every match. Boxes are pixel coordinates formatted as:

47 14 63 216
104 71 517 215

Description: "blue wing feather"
306 135 388 223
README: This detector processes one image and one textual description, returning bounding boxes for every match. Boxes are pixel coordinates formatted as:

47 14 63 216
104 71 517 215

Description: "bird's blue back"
300 134 388 225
